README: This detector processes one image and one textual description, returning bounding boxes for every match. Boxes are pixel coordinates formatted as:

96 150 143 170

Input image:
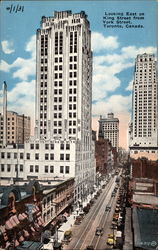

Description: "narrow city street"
62 175 119 250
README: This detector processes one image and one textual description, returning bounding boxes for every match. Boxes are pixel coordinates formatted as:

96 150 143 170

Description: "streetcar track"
94 197 116 249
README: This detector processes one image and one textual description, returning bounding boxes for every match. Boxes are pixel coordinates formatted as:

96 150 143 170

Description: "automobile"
110 224 117 230
95 227 103 236
111 192 116 197
90 199 95 205
63 230 72 244
86 246 94 250
83 205 90 214
115 208 120 213
114 187 118 192
105 205 111 212
112 220 117 225
113 214 119 222
107 234 116 246
74 215 82 225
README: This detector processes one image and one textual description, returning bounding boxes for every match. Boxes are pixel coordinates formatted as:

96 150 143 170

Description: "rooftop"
133 207 158 249
133 194 158 206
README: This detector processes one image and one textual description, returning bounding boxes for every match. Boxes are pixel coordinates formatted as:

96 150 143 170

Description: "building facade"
98 113 119 151
95 137 118 177
129 53 158 160
0 10 96 203
0 111 31 146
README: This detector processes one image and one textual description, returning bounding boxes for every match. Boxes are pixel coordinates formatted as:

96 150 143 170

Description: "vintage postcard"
0 1 157 250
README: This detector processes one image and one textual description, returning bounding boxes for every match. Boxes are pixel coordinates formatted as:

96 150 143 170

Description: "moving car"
95 227 103 236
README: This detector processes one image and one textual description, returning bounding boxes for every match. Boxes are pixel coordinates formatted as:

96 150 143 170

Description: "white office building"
98 113 119 151
0 11 96 202
129 53 158 160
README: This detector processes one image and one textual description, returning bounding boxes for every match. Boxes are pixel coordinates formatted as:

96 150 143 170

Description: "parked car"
107 234 116 245
111 224 117 230
83 204 90 213
115 208 120 213
111 192 116 197
64 230 72 241
95 227 103 236
74 216 82 225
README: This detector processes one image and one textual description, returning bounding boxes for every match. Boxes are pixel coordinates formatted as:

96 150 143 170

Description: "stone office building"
129 53 158 160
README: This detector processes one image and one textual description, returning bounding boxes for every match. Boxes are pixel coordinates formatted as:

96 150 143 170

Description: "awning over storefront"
9 217 17 228
22 213 28 219
0 225 6 233
18 213 26 221
38 216 44 225
15 241 43 250
10 215 20 227
5 219 13 230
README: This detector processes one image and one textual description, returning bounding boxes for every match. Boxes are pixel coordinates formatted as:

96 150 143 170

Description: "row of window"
30 165 70 174
0 164 70 174
1 152 71 160
1 164 23 172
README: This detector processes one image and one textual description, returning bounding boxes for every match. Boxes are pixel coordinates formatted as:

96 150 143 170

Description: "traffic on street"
43 170 127 250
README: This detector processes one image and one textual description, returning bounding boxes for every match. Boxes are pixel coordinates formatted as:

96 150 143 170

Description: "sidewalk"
43 213 75 250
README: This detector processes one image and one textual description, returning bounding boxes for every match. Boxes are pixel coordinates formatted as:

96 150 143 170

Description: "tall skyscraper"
35 10 92 142
98 113 119 151
129 53 158 159
34 10 95 201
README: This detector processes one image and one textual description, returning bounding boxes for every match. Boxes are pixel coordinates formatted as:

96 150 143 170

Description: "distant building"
98 113 119 151
95 135 118 177
0 111 31 146
129 53 158 160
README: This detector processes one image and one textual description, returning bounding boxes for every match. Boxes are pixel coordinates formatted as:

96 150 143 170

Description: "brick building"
95 135 118 177
0 111 31 147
